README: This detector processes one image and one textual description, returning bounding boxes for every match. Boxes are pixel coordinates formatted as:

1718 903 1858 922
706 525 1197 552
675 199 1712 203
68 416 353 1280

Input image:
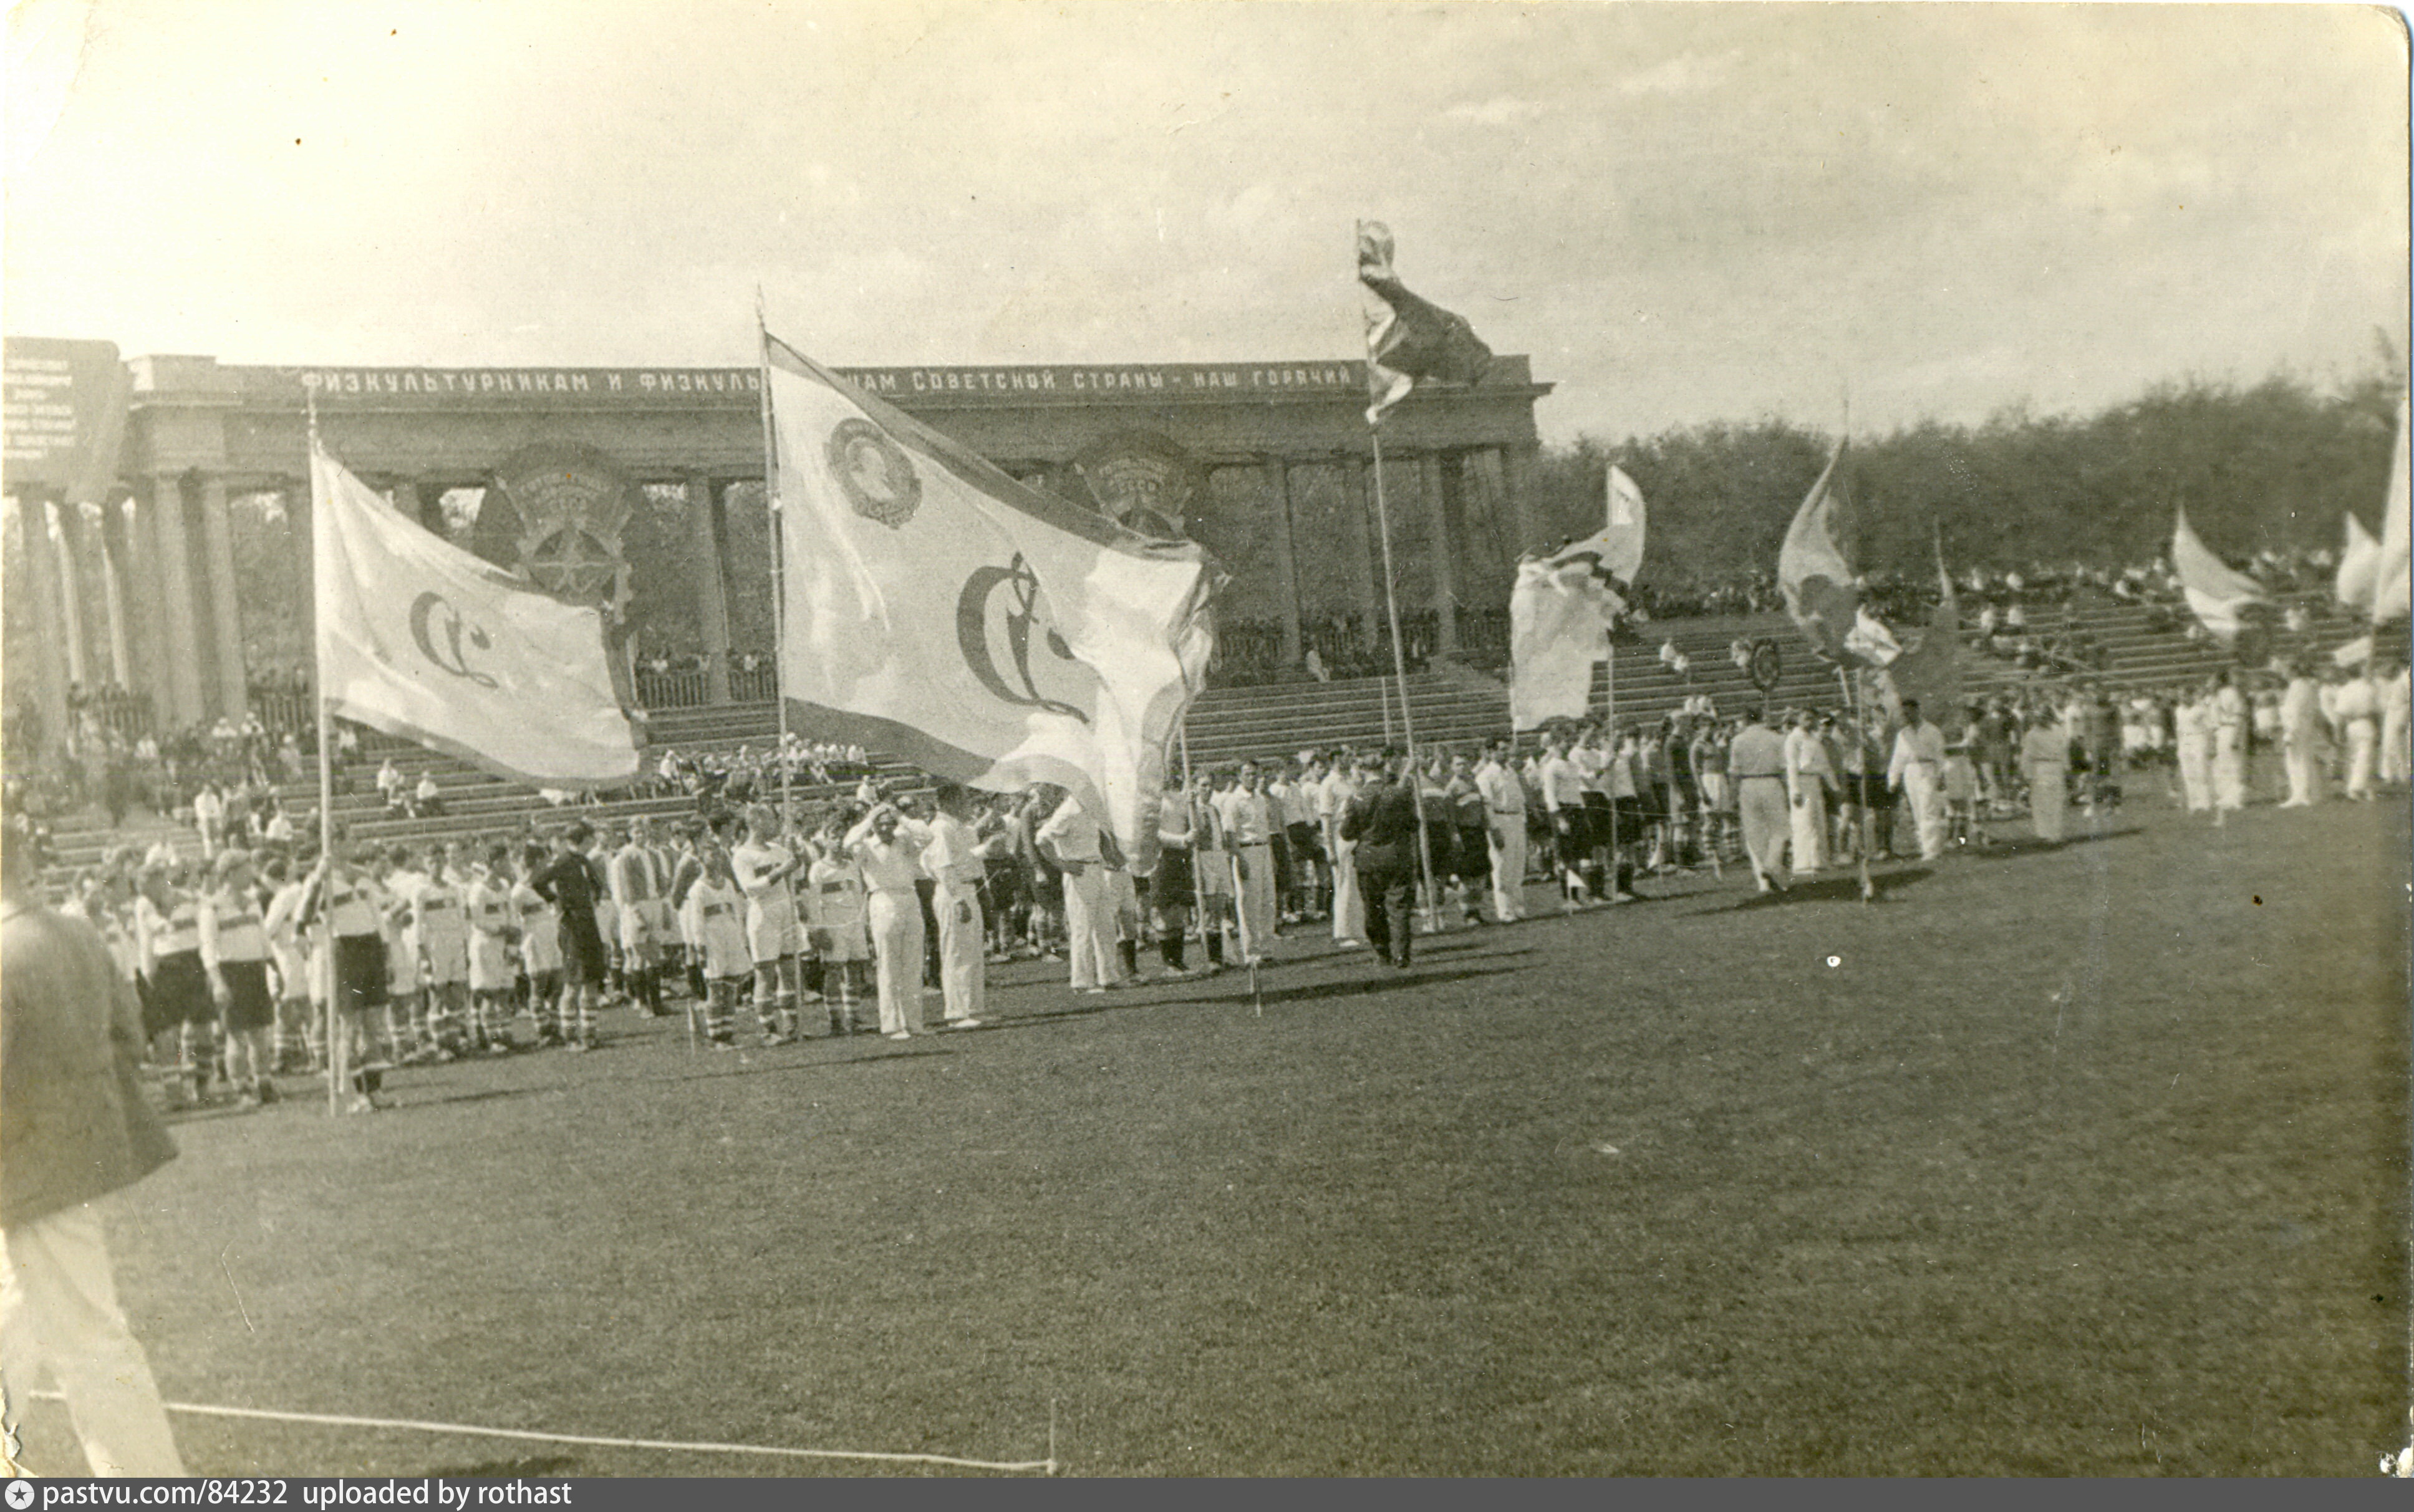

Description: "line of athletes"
57 726 1729 1114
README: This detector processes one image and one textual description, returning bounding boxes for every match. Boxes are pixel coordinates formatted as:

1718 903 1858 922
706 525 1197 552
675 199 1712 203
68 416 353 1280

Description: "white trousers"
2282 740 2323 806
1901 764 1948 859
933 880 985 1023
2345 718 2378 798
1232 842 1277 963
2212 730 2246 811
866 890 925 1035
1 1203 186 1476
1789 786 1828 872
1487 817 1527 922
1330 833 1366 941
1062 867 1123 989
2177 737 2213 811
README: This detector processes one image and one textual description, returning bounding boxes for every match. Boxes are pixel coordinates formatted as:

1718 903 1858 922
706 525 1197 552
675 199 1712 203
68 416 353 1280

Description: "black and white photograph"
2 0 2408 1480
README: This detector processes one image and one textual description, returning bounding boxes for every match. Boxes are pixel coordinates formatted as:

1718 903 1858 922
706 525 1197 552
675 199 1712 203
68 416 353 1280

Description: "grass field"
11 792 2408 1476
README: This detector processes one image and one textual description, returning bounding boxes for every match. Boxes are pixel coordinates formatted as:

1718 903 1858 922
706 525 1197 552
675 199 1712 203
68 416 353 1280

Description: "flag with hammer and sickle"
764 332 1217 868
313 439 640 785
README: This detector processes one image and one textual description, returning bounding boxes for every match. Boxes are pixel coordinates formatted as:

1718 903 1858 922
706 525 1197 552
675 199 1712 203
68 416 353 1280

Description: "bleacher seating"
40 591 2378 874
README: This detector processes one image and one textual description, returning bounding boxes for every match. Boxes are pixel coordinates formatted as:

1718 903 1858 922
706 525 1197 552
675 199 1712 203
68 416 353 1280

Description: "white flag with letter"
764 332 1215 860
312 440 640 784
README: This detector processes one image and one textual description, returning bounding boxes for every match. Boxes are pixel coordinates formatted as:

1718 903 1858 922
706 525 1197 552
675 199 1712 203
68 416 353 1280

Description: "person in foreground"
0 814 188 1476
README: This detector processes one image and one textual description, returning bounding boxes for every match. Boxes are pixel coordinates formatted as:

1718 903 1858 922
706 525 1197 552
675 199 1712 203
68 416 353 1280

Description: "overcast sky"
5 0 2405 443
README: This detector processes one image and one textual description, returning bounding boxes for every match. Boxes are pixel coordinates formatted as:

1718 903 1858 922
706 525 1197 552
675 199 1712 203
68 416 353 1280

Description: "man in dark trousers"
1340 748 1422 970
1 812 187 1475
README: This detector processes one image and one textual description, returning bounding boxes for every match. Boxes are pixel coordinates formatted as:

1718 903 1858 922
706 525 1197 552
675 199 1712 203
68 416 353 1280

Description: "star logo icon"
7 1478 36 1509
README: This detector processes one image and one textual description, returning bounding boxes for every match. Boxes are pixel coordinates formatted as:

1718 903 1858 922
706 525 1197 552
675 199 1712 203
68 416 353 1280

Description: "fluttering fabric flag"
2335 511 2381 612
2170 506 2271 641
2370 395 2409 625
1778 439 1896 667
312 440 640 784
1356 221 1493 425
1509 556 1616 730
1507 465 1649 729
763 332 1216 864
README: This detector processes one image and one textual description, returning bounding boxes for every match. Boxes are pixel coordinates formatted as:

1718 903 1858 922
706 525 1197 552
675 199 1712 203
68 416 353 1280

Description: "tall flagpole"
755 291 794 831
307 395 343 1117
1368 426 1445 933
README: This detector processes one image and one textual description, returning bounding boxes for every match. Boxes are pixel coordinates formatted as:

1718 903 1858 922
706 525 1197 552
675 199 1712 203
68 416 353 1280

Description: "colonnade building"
4 349 1553 744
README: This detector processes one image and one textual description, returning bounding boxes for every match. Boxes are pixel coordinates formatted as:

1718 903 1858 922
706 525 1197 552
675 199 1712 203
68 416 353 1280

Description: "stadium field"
11 795 2406 1476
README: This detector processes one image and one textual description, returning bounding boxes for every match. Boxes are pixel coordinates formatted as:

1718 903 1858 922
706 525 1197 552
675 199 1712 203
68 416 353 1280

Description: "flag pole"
755 290 794 833
1368 425 1444 933
306 395 342 1117
1177 720 1207 953
1838 666 1877 903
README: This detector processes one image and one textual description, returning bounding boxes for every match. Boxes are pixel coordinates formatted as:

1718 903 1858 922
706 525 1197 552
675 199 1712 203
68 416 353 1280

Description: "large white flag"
2170 506 2269 641
2371 395 2409 625
764 333 1215 859
312 440 640 785
1508 466 1648 729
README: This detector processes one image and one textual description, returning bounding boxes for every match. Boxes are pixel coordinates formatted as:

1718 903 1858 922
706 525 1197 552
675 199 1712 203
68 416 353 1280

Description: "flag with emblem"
763 330 1217 864
312 438 640 784
1508 466 1648 728
1357 221 1493 425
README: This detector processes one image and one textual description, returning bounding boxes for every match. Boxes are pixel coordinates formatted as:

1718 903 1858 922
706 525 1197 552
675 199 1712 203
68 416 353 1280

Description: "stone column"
148 471 207 728
46 498 90 688
1501 444 1543 558
101 498 148 706
1340 459 1383 642
197 475 248 720
1421 451 1459 657
276 479 317 701
13 495 71 756
96 497 133 693
687 473 733 703
1263 456 1303 668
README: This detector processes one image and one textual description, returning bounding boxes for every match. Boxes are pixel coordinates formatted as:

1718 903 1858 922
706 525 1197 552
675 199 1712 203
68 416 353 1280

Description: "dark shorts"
333 932 388 1014
145 950 213 1035
1554 806 1598 852
1154 845 1197 910
218 958 275 1033
1454 826 1491 879
560 923 611 988
1285 821 1324 866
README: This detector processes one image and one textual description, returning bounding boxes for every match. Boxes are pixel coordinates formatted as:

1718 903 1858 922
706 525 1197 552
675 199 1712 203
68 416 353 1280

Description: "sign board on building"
263 360 1379 408
3 336 128 499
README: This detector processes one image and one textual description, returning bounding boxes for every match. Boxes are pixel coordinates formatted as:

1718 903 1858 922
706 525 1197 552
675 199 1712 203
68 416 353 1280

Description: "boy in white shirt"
678 841 756 1048
806 819 872 1036
464 845 520 1054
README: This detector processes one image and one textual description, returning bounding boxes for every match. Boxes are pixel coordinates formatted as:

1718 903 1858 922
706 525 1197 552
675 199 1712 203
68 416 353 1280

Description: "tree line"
1520 361 2404 592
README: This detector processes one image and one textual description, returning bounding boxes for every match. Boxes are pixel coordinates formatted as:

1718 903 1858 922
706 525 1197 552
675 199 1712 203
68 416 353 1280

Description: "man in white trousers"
1 822 186 1476
919 783 998 1028
1784 708 1837 873
1888 698 1951 861
1474 737 1528 923
1036 787 1126 994
842 803 930 1039
1214 760 1280 966
2277 662 2327 807
1318 751 1368 946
